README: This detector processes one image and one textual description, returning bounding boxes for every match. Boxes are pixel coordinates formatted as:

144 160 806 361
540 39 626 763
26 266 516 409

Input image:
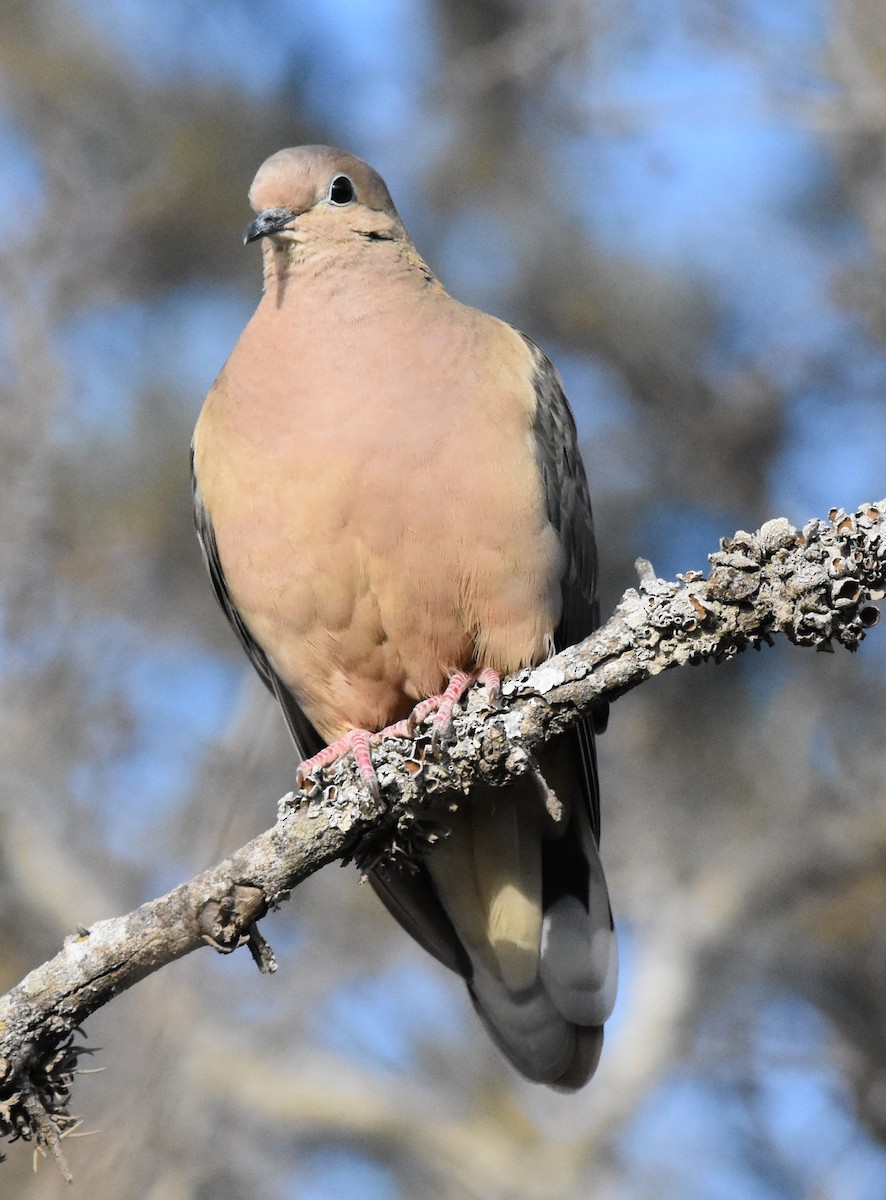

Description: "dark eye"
328 174 355 205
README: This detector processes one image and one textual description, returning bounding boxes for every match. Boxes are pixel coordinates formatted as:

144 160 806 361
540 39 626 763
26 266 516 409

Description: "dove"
192 146 617 1087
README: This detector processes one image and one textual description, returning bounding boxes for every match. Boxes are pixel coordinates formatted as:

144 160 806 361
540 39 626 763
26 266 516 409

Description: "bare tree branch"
1 500 883 1170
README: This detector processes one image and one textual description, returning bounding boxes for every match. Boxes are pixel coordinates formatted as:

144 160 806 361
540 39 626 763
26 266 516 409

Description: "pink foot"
296 729 380 798
409 667 502 748
294 669 502 797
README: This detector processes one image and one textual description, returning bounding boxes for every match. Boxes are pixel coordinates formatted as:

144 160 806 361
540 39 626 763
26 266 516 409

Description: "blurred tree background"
2 1 885 1196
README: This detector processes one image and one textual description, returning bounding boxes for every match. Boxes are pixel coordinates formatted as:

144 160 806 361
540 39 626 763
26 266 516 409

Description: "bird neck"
260 234 441 310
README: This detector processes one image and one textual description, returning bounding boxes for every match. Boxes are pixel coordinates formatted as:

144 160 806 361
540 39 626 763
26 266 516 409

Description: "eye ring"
327 174 355 206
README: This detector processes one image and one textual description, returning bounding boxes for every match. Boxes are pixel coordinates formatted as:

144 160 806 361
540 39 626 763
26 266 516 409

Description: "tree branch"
1 501 883 1169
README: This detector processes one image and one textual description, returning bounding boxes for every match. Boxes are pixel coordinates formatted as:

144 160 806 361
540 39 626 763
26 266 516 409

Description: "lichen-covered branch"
1 500 883 1170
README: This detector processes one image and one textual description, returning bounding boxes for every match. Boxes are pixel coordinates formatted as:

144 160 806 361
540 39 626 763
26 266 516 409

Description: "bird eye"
328 174 355 206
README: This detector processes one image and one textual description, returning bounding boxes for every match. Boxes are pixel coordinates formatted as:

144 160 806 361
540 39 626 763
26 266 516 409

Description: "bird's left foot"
392 667 501 748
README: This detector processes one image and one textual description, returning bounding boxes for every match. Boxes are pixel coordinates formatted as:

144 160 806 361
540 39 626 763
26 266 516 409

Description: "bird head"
244 145 408 253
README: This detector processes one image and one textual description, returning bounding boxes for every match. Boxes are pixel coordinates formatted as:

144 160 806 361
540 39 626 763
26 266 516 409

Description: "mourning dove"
192 146 618 1088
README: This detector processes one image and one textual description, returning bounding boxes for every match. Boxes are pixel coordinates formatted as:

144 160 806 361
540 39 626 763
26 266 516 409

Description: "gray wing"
522 336 601 656
522 334 607 839
190 444 325 763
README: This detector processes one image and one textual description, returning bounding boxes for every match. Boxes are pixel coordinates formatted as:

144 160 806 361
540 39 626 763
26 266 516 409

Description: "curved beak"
243 207 298 245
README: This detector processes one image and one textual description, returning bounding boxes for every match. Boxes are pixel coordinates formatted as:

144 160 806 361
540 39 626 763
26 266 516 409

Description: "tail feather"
551 1024 605 1092
469 774 548 990
369 727 617 1089
540 835 618 1026
469 963 577 1083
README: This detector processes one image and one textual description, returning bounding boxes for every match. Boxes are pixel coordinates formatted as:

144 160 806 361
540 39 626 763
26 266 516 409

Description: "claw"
414 668 503 749
296 728 381 797
428 671 472 747
477 667 501 705
349 729 380 800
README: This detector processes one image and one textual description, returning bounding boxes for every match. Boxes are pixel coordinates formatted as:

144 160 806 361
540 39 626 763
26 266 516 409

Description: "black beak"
243 207 297 245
